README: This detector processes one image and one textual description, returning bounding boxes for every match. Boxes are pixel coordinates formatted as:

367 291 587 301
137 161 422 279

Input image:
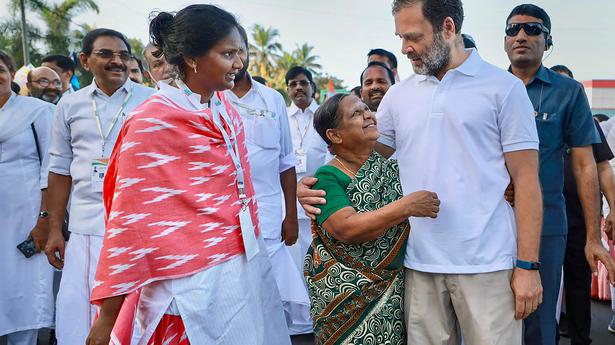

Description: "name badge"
91 158 109 193
296 151 307 174
239 204 259 261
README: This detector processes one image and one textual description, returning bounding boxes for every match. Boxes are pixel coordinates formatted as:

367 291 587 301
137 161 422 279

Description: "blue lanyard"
175 79 247 200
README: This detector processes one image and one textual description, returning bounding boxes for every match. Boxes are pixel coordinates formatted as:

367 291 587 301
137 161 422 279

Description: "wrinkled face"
504 15 548 68
394 4 451 76
80 35 130 91
0 60 12 96
329 95 380 148
28 67 62 104
360 65 392 111
144 46 173 83
288 73 314 109
126 58 144 84
190 27 244 91
41 61 72 93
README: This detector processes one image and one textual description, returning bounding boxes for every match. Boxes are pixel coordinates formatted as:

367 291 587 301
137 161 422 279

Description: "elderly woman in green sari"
306 94 440 345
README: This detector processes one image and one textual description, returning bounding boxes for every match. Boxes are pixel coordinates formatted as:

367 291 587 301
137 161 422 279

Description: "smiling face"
0 59 13 97
327 95 379 149
188 26 244 93
394 3 452 77
27 67 62 104
360 65 392 111
504 15 547 69
80 35 130 92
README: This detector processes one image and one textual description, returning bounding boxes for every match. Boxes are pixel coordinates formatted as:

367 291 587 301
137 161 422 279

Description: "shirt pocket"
535 112 562 150
246 113 280 149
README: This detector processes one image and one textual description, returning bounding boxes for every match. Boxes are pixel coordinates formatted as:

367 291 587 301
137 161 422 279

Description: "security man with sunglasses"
504 4 615 345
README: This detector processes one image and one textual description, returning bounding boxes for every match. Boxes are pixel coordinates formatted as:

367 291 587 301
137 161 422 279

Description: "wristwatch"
39 211 49 219
516 259 541 270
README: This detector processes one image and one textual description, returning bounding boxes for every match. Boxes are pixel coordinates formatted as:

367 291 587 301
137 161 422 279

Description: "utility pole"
20 0 30 65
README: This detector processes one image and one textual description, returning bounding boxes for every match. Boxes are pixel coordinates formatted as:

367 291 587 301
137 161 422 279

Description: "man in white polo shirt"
44 28 154 345
299 0 544 343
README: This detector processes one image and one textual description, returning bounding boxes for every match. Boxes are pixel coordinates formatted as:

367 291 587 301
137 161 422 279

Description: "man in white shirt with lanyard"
225 26 311 336
44 28 154 345
286 66 329 270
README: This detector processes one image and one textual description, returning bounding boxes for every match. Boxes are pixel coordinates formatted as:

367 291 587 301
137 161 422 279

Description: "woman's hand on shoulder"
401 191 440 218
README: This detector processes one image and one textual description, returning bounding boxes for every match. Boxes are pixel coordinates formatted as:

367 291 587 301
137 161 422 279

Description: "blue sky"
2 0 614 87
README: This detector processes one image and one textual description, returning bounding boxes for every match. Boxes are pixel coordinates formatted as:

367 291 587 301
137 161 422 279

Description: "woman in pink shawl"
86 5 290 345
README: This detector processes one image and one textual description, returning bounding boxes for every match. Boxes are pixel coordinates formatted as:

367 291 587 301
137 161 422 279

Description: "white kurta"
128 83 291 345
0 94 55 336
48 80 155 345
225 79 312 335
287 100 329 271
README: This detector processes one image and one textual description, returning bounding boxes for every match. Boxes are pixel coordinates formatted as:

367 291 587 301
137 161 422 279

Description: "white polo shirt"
377 49 539 274
49 79 155 236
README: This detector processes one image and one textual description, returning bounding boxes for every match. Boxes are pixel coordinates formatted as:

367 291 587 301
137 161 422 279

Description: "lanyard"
175 79 248 201
92 87 133 156
292 113 311 152
229 85 275 118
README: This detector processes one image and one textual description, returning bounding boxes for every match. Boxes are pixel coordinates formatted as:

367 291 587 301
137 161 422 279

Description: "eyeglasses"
93 49 132 61
288 80 311 88
32 78 62 88
505 22 549 37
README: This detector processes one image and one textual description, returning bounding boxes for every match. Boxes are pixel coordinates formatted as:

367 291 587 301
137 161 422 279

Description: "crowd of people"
2 0 615 345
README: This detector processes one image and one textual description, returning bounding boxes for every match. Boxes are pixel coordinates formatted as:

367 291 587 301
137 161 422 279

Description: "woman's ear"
326 128 342 145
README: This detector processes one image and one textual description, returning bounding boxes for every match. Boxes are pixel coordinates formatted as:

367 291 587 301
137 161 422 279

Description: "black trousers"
563 224 592 345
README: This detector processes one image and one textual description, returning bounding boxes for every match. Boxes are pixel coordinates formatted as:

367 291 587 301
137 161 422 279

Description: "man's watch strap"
516 259 541 270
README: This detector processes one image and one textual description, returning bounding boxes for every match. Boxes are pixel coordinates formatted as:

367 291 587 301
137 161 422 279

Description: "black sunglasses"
505 22 549 37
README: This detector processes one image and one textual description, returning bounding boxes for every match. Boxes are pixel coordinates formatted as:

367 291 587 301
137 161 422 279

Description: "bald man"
27 67 63 105
142 43 173 86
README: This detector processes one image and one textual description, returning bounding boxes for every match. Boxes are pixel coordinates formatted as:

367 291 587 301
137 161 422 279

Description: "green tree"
292 43 322 72
11 0 99 55
249 24 282 80
128 38 145 58
0 18 44 67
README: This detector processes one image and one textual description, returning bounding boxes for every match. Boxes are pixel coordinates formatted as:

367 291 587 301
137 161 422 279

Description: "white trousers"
55 233 102 345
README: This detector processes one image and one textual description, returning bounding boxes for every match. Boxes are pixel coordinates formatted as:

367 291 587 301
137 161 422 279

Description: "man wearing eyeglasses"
26 66 63 105
504 4 615 345
44 28 154 345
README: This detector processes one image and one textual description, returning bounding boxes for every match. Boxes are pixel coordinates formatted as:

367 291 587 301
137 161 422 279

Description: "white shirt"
377 49 539 274
49 79 155 236
224 78 295 239
288 100 329 220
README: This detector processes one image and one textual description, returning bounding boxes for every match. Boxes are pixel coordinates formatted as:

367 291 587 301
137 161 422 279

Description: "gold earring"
193 64 198 74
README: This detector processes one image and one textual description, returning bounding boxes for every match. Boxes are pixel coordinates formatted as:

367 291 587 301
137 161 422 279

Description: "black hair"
360 61 395 86
285 65 315 86
594 114 610 123
550 65 573 79
237 24 249 51
0 50 16 74
131 56 145 73
41 54 76 74
253 76 267 86
82 28 132 56
350 86 361 97
462 33 476 49
367 48 398 69
313 93 351 145
506 4 551 32
149 4 240 78
392 0 464 33
10 81 21 93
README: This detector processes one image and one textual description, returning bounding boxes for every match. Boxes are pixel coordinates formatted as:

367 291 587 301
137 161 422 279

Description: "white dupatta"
0 92 46 142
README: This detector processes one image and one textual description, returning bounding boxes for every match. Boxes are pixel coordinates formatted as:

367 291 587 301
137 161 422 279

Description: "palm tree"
11 0 99 54
0 18 44 67
292 43 322 73
249 24 282 79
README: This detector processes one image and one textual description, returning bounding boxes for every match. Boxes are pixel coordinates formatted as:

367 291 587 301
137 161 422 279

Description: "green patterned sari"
305 151 408 345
